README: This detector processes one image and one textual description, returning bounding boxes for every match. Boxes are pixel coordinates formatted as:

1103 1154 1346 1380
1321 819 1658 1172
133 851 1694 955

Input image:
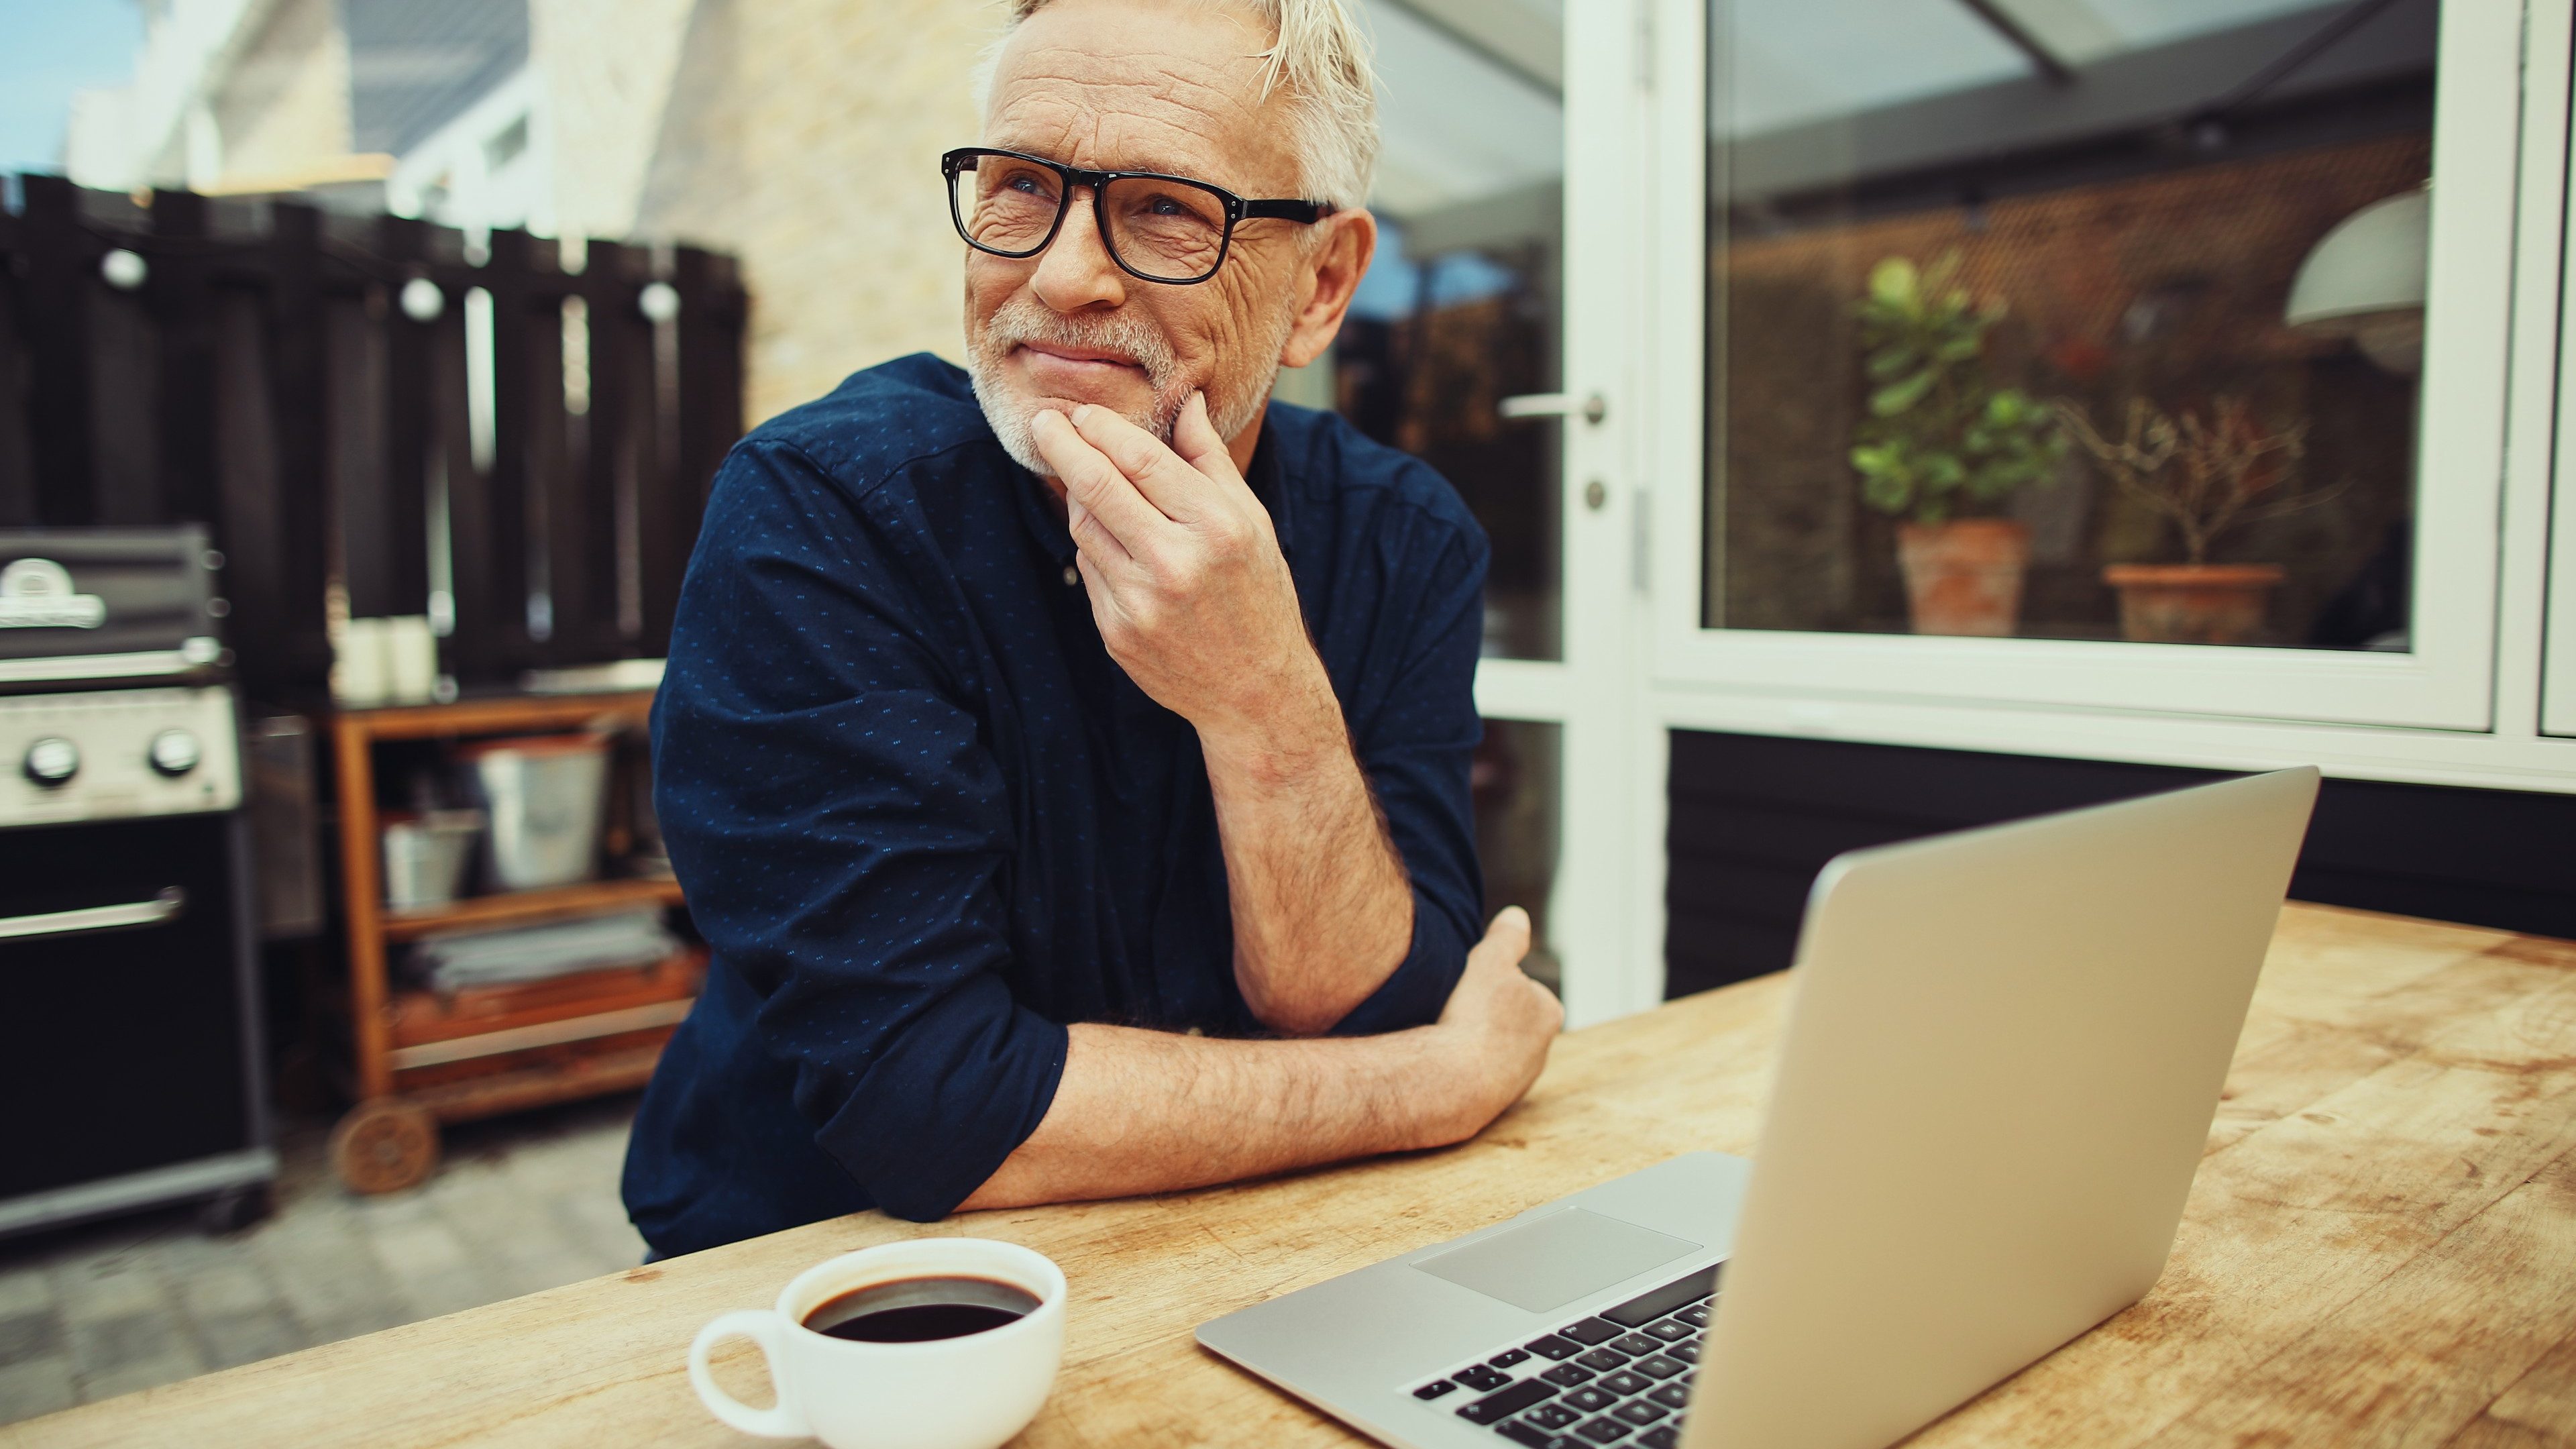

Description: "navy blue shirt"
621 354 1489 1254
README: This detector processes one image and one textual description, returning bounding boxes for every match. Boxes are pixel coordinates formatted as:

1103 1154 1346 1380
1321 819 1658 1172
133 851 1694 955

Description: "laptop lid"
1684 767 2319 1449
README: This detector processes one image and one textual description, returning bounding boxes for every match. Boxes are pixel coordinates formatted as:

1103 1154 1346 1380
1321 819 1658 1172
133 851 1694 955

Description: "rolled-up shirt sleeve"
653 439 1065 1222
1329 513 1490 1038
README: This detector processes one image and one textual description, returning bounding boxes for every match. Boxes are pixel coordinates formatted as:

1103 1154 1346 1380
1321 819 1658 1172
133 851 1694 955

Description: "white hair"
975 0 1381 211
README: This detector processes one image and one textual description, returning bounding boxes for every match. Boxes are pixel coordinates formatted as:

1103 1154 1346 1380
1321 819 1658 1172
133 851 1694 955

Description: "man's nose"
1028 188 1128 313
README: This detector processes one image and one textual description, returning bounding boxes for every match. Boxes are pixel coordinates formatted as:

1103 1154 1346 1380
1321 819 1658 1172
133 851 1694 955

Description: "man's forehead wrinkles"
989 78 1297 194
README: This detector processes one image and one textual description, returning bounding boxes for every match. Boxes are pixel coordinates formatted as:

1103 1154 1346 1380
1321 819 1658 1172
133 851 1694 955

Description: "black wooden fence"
0 173 746 696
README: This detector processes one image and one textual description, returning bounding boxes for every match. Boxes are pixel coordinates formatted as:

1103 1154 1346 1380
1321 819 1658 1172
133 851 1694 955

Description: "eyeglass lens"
953 154 1232 283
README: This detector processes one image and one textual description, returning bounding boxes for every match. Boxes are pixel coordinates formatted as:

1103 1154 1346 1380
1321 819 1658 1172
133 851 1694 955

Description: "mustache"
976 297 1181 392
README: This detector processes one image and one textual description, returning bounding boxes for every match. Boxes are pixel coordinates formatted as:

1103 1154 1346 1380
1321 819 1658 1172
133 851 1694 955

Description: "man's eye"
1149 197 1184 217
1006 175 1046 196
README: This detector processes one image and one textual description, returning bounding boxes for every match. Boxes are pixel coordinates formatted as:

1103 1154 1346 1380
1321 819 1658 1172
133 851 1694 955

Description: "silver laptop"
1199 767 2320 1449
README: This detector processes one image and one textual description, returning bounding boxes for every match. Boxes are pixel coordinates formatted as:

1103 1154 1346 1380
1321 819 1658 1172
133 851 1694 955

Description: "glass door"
1646 0 2519 730
1280 1 1656 1022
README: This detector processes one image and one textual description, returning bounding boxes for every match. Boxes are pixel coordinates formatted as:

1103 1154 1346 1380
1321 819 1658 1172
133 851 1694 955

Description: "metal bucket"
382 810 484 909
463 735 611 891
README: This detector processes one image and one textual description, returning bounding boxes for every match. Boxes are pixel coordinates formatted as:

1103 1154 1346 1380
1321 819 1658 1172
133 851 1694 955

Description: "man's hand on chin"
1028 395 1334 758
1031 390 1413 1038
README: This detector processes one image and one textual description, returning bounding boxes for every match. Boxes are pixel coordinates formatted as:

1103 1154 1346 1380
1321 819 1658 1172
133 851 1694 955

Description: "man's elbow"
1243 991 1354 1038
1237 967 1385 1037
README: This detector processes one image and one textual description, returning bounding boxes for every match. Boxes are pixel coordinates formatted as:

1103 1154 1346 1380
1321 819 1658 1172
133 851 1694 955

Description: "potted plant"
2055 396 2331 645
1849 253 2065 637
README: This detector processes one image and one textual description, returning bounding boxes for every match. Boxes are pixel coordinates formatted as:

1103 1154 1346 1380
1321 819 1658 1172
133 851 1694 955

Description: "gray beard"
965 297 1292 476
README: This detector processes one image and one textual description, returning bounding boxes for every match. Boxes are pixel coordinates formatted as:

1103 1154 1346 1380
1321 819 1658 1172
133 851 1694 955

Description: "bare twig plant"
2053 396 2337 565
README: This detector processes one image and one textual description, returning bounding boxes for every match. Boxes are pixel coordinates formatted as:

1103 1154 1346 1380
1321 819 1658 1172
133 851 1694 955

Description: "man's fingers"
1173 392 1230 476
1475 906 1533 969
1064 492 1134 570
1066 403 1225 521
1031 409 1165 547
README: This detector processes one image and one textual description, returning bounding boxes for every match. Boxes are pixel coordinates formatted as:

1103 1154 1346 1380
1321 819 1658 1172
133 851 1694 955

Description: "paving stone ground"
0 1093 645 1427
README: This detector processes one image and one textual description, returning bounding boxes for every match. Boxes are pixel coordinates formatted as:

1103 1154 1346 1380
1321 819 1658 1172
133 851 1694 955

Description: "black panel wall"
1665 729 2576 999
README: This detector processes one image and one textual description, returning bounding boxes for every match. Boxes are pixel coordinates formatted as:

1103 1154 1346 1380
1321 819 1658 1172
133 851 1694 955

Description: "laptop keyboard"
1407 1262 1720 1448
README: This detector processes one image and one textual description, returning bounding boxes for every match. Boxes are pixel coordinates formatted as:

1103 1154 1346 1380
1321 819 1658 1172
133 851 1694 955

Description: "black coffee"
802 1275 1040 1343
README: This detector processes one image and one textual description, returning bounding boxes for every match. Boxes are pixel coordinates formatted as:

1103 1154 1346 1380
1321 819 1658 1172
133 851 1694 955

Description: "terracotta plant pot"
1896 520 2030 637
2102 563 2285 645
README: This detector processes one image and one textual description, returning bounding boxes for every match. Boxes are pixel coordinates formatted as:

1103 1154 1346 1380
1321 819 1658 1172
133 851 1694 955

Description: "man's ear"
1280 209 1377 369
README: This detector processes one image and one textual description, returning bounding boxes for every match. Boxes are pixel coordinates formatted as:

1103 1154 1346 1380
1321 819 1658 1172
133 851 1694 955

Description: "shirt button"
1061 565 1080 588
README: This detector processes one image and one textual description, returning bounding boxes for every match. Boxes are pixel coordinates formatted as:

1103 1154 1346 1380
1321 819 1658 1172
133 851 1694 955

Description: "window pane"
1705 0 2436 651
1281 0 1564 659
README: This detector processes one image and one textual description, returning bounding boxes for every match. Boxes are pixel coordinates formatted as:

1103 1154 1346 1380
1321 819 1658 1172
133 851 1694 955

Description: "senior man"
623 0 1560 1257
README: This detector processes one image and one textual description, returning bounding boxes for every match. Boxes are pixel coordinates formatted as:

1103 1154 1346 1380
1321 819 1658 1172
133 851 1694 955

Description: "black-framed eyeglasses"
942 146 1336 286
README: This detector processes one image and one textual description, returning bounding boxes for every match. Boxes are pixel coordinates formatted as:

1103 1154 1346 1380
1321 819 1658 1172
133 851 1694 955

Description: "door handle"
0 888 186 942
1498 392 1608 425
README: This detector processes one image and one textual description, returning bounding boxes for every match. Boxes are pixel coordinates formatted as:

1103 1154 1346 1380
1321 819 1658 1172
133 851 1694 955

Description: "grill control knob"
149 729 203 777
23 737 79 787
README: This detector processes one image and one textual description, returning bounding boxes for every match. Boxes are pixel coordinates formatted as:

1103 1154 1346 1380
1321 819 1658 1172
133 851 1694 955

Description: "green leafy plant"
1848 253 2064 525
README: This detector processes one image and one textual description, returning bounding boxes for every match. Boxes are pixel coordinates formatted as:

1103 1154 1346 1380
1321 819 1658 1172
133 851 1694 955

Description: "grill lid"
0 528 224 685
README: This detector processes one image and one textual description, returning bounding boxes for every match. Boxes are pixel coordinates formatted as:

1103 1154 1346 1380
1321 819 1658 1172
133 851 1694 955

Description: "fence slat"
258 202 333 692
0 207 35 526
376 217 433 623
19 176 97 525
566 244 639 658
152 189 219 527
211 288 289 669
654 246 743 657
434 280 501 684
329 291 396 616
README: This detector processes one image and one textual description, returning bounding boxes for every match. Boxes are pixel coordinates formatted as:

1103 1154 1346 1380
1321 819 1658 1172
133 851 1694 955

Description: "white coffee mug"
689 1238 1067 1449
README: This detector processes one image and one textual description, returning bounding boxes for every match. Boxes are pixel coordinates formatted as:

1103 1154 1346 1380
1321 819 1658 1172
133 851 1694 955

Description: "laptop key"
1495 1423 1575 1449
1611 1333 1662 1356
1613 1400 1669 1426
1413 1380 1458 1400
1457 1364 1515 1393
1676 1304 1712 1329
1574 1349 1629 1373
1632 1355 1686 1381
1640 1428 1682 1449
1491 1348 1533 1368
1665 1341 1700 1365
1563 1386 1618 1413
1649 1383 1691 1409
1560 1318 1624 1345
1457 1380 1558 1426
1525 1334 1584 1360
1576 1419 1633 1443
1600 1370 1652 1397
1643 1320 1693 1342
1541 1364 1595 1389
1602 1265 1721 1328
1528 1403 1584 1430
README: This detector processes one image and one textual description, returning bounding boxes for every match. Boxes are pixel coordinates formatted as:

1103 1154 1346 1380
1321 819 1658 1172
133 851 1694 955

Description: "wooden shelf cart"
325 690 700 1192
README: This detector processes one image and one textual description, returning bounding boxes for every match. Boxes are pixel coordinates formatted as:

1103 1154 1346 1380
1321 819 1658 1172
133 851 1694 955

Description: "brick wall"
619 0 999 425
210 0 354 184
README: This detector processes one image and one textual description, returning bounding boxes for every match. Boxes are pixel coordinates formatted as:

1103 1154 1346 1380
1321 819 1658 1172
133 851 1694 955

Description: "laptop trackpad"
1412 1208 1701 1315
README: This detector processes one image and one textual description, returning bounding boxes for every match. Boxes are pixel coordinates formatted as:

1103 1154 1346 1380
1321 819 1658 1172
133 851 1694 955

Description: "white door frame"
1470 0 1668 1028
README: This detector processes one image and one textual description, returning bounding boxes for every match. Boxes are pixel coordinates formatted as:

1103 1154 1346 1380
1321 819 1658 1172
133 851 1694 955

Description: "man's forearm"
1199 663 1415 1035
957 1018 1476 1212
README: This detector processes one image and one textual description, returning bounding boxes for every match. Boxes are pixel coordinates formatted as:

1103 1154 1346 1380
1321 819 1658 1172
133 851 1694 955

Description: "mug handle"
689 1309 811 1439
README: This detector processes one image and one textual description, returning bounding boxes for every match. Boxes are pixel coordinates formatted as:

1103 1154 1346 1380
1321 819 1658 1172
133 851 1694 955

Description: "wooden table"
13 903 2576 1448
